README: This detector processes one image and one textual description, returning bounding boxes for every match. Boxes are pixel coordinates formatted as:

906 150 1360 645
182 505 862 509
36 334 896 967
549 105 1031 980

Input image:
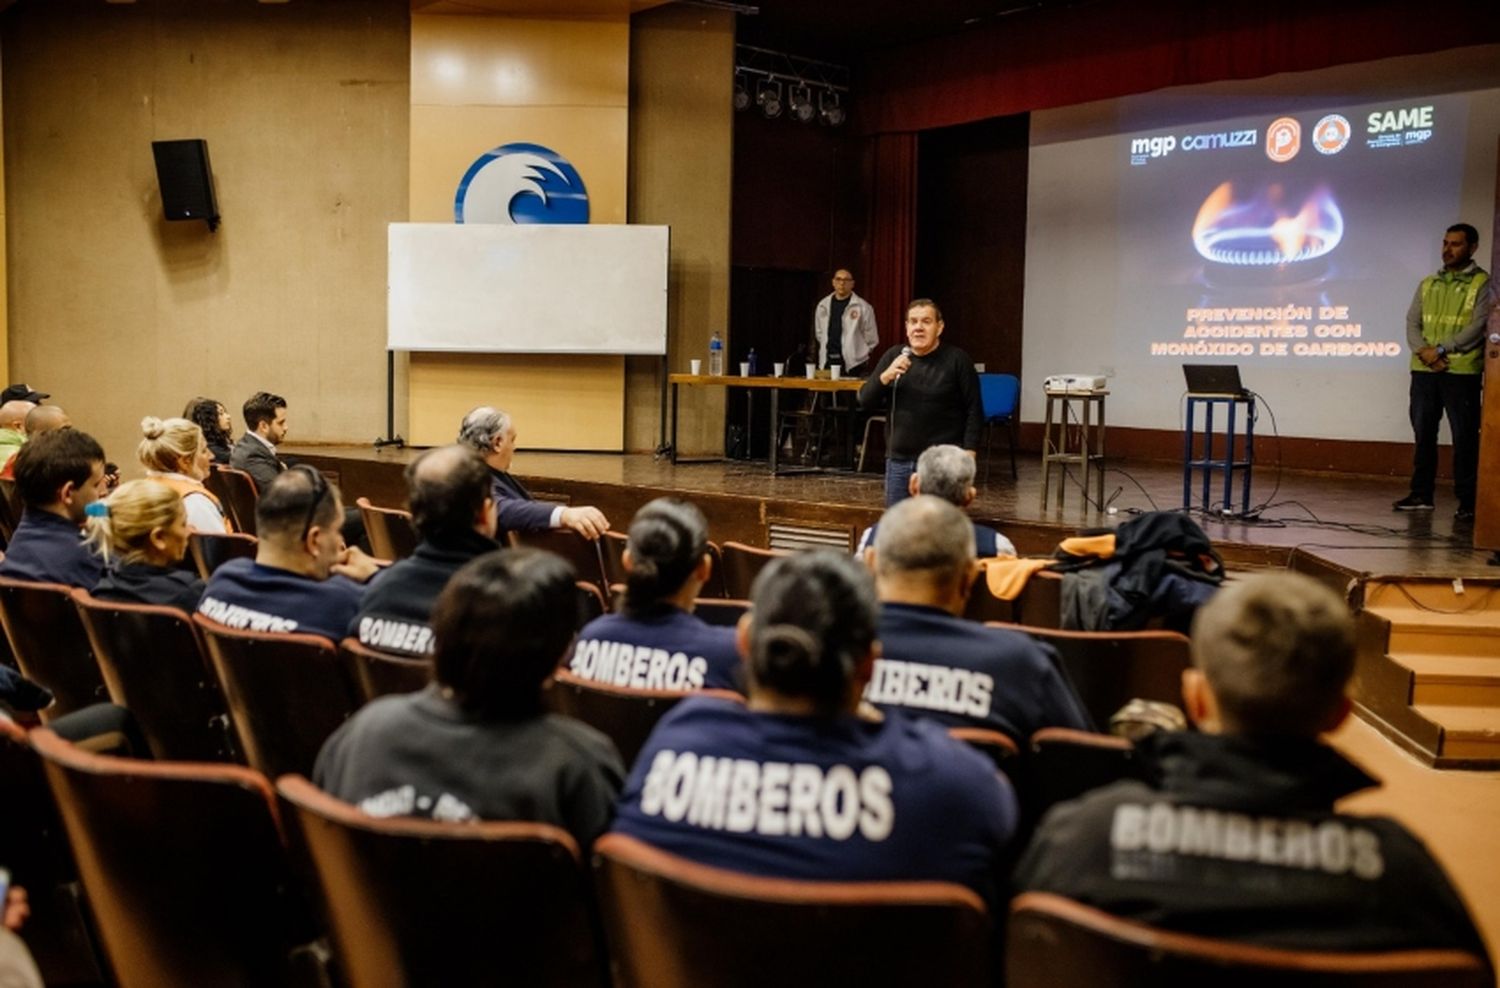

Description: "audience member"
183 396 233 465
0 404 70 480
457 405 610 541
611 551 1018 906
229 390 287 491
316 548 625 845
89 479 204 612
569 498 740 692
137 417 231 533
0 876 41 988
0 384 47 406
349 445 500 657
856 444 1016 557
1013 571 1492 965
0 429 108 588
865 496 1090 741
198 466 379 641
0 400 35 469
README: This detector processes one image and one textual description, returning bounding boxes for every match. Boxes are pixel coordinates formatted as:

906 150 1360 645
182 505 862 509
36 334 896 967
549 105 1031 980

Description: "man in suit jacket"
457 406 609 541
229 390 288 492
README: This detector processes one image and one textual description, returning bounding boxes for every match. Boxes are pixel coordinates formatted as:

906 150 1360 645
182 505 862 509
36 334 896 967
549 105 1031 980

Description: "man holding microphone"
859 299 984 506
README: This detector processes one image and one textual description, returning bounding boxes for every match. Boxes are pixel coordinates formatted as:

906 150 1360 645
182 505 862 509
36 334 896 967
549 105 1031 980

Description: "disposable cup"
805 366 816 379
830 365 842 380
773 362 786 377
740 361 751 376
689 359 702 375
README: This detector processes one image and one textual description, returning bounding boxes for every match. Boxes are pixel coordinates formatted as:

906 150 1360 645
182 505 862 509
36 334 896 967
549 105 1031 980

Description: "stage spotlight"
789 84 816 123
733 72 751 112
819 90 846 127
757 79 783 119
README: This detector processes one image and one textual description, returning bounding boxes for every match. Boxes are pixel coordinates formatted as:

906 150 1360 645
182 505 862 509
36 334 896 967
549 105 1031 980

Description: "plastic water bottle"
709 332 724 376
747 348 759 376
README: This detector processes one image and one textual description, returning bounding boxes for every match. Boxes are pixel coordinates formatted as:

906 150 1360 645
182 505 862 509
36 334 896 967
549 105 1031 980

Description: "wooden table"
668 373 867 474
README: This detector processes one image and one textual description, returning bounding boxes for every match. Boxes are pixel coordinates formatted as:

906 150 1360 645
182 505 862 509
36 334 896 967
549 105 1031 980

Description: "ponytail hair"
747 551 878 715
86 479 187 565
623 498 709 614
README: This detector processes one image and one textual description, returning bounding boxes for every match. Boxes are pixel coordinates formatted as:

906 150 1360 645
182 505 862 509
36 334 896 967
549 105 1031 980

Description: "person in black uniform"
569 498 740 692
90 479 205 612
349 445 501 657
858 299 983 507
864 496 1090 743
1013 571 1491 968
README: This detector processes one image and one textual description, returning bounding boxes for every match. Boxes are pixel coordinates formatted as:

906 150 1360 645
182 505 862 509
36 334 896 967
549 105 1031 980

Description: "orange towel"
982 557 1055 600
1058 533 1116 560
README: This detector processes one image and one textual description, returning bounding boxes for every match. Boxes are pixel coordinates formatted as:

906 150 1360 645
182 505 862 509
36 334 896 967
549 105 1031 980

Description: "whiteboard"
387 223 669 354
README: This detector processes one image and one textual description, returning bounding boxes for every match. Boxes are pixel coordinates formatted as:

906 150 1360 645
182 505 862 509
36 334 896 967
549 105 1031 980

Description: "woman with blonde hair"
137 416 230 532
89 479 204 611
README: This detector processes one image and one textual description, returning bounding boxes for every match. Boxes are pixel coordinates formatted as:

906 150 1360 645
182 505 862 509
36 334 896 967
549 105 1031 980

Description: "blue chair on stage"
979 373 1020 483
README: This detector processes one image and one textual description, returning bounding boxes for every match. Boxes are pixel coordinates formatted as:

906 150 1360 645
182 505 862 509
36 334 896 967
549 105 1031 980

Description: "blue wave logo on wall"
454 143 590 225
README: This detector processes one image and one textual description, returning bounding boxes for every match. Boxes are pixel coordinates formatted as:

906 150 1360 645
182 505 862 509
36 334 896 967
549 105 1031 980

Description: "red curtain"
867 133 918 354
859 0 1500 136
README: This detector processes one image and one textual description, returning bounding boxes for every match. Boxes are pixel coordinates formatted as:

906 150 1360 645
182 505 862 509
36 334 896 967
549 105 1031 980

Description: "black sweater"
858 343 983 460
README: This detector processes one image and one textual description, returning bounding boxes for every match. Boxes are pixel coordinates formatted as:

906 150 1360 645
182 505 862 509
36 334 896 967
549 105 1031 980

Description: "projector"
1043 374 1108 392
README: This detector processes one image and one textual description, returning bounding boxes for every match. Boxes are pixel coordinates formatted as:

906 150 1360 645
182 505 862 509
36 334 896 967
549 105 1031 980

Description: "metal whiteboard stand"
374 350 405 449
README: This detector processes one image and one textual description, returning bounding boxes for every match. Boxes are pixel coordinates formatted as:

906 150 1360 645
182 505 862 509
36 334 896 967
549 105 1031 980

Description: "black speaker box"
151 139 220 230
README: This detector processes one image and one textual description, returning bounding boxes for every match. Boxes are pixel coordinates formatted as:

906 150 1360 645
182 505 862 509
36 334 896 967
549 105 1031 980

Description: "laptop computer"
1183 364 1247 397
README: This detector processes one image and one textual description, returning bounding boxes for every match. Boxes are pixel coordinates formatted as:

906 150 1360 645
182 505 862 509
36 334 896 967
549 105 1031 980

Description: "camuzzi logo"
1129 128 1256 166
454 143 590 224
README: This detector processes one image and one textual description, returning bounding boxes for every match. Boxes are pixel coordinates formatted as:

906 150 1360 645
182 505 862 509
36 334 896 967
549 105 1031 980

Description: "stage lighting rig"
734 44 849 128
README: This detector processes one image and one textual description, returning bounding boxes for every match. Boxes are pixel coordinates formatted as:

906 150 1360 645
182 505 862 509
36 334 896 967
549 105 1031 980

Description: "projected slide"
1119 94 1466 370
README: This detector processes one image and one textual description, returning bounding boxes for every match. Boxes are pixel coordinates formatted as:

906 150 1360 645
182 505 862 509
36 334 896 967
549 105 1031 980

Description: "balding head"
0 401 36 431
405 444 494 541
25 405 70 436
872 496 976 612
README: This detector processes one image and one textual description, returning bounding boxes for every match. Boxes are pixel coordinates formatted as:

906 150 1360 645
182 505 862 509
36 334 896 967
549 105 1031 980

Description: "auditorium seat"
703 541 729 598
545 668 691 767
1028 727 1134 820
207 465 260 536
72 591 238 762
0 718 108 986
277 775 607 988
0 478 18 544
1006 891 1490 987
719 541 788 599
601 529 630 586
30 728 325 988
577 580 608 629
338 637 432 702
511 527 609 588
593 833 992 987
963 570 1018 622
0 577 107 721
1015 569 1064 628
692 597 749 627
1001 624 1192 728
188 530 258 580
355 496 419 562
194 615 361 778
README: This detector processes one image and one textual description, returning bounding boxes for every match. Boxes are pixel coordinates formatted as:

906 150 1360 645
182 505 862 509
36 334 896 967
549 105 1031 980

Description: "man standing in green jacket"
1394 223 1493 522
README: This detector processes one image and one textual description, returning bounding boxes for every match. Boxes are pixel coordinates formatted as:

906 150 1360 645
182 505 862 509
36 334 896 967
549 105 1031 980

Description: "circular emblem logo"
1312 114 1351 156
1265 117 1302 163
454 142 589 225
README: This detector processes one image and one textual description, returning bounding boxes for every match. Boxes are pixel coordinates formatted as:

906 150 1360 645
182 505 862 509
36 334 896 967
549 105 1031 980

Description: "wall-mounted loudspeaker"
151 139 220 231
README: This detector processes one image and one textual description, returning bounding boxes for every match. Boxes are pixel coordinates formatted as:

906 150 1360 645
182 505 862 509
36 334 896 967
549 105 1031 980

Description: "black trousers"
1409 371 1481 507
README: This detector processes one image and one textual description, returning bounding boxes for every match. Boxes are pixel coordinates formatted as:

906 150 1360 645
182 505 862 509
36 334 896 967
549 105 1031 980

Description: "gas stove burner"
1191 182 1344 268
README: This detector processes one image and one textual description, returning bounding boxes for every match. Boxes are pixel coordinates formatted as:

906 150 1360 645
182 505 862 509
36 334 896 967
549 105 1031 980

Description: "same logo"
1265 117 1301 162
454 142 590 225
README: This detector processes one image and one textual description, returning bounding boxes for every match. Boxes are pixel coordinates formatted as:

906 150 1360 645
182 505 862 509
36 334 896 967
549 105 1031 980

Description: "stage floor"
291 444 1497 583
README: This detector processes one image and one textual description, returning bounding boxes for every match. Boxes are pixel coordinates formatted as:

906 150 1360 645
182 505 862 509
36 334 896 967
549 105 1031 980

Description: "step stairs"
1356 578 1500 768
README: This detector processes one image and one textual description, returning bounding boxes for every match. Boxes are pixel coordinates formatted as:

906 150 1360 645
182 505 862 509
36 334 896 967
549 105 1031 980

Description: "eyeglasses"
290 465 330 542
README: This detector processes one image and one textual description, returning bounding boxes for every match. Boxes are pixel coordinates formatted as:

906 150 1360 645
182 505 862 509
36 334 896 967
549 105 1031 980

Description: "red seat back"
337 637 431 703
355 496 419 562
0 577 107 720
545 668 688 767
209 466 260 536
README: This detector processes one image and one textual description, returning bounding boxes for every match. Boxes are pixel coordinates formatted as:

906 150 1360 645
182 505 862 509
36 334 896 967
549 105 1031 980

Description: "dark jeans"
885 458 917 507
1409 371 1481 508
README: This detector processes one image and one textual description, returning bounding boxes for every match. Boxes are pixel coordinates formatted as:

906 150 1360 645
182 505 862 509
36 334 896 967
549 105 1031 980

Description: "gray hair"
457 405 511 454
916 444 976 505
873 495 975 583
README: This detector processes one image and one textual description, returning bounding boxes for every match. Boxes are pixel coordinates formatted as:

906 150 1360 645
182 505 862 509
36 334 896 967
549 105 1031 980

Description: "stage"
288 444 1498 584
